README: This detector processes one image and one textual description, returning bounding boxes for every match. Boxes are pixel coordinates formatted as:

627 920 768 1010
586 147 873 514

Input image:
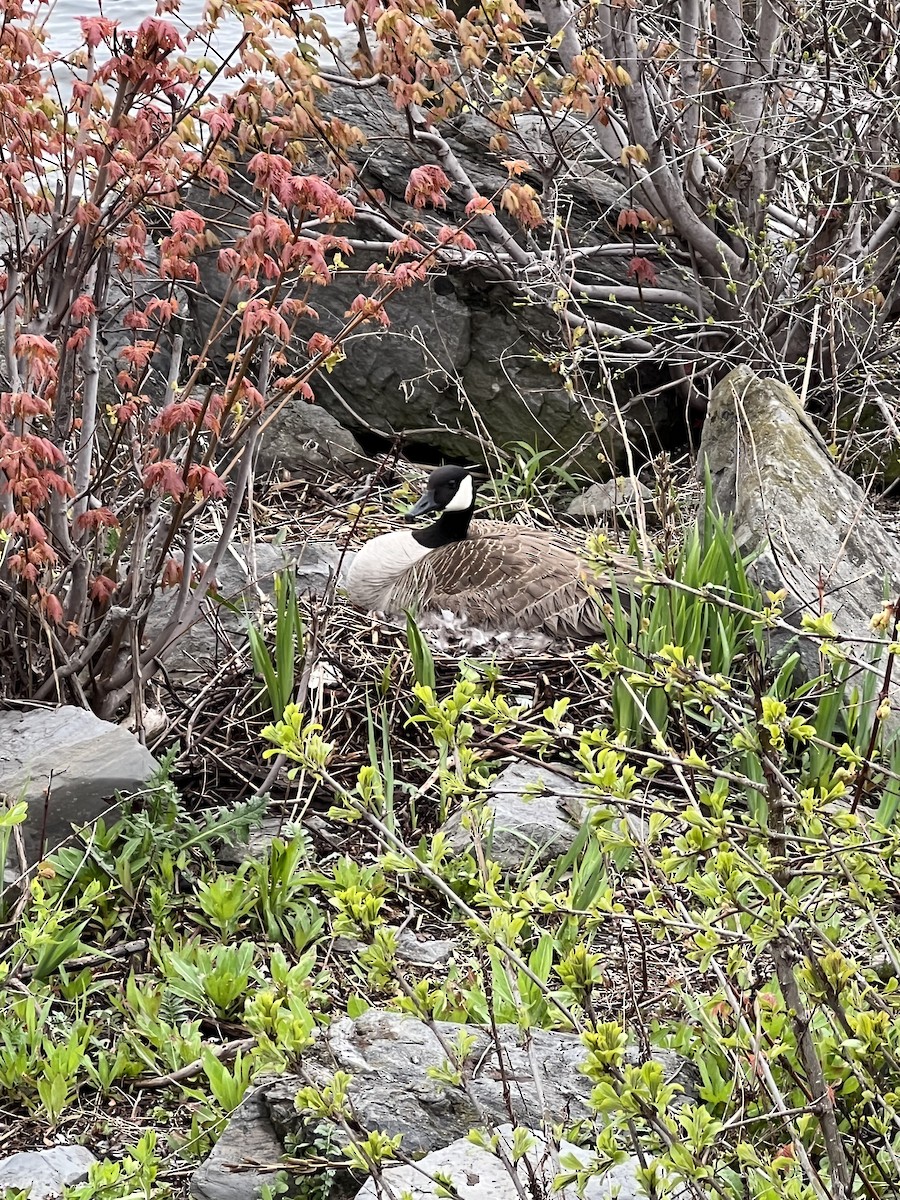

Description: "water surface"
44 0 353 71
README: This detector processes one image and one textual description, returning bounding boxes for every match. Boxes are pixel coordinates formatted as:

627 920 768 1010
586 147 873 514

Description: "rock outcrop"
700 366 900 716
441 760 587 870
186 83 700 472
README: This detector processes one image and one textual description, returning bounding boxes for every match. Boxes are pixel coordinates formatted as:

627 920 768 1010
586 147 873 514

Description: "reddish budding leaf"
465 195 496 216
627 256 659 287
151 397 203 436
437 225 476 250
392 261 428 288
39 590 64 625
73 507 119 536
70 294 96 321
346 294 390 327
617 208 640 232
161 558 183 589
78 14 118 49
143 459 186 498
186 464 227 500
388 235 425 257
118 340 156 370
90 575 118 605
66 327 91 352
404 165 452 210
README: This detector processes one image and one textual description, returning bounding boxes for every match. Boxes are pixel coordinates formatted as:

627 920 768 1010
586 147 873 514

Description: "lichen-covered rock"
272 1010 696 1154
700 366 900 706
189 1086 284 1200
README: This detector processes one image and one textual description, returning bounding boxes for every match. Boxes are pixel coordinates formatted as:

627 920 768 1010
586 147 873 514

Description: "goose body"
345 467 633 643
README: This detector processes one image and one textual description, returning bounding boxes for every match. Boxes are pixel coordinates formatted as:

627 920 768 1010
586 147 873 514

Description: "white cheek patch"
444 473 474 512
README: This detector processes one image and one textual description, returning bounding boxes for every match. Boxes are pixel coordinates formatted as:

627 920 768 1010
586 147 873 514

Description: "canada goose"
345 465 636 643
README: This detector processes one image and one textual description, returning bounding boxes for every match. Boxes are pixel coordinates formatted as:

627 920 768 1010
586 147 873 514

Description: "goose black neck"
412 505 475 548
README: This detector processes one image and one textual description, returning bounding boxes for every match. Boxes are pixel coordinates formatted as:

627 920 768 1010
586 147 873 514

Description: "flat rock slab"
353 1125 646 1200
0 1145 97 1197
701 367 900 705
0 706 158 863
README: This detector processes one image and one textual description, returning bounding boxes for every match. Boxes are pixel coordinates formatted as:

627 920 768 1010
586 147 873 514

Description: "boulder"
441 760 587 870
0 706 158 863
143 539 347 676
254 402 368 477
216 816 297 866
700 367 900 709
394 928 457 968
330 926 458 970
185 85 695 472
189 1086 285 1200
192 1012 695 1199
288 1010 690 1151
441 760 645 872
0 1145 97 1197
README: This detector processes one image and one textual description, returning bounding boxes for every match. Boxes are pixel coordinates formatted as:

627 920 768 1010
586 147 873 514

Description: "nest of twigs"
156 464 653 821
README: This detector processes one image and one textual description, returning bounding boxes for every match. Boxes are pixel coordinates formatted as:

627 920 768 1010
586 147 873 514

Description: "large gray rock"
276 1011 695 1154
254 402 368 477
441 760 645 871
191 1012 695 1200
0 707 158 863
330 925 458 970
395 927 457 968
441 760 588 870
185 86 689 472
144 539 346 676
0 1145 97 1197
700 366 900 706
353 1124 647 1200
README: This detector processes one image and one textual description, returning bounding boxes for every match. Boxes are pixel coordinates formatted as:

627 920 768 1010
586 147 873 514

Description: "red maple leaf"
627 256 658 287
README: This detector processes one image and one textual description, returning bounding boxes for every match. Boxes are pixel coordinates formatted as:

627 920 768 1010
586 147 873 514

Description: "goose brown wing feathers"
390 522 635 640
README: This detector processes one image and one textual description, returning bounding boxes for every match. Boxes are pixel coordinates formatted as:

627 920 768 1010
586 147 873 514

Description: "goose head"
406 464 479 521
